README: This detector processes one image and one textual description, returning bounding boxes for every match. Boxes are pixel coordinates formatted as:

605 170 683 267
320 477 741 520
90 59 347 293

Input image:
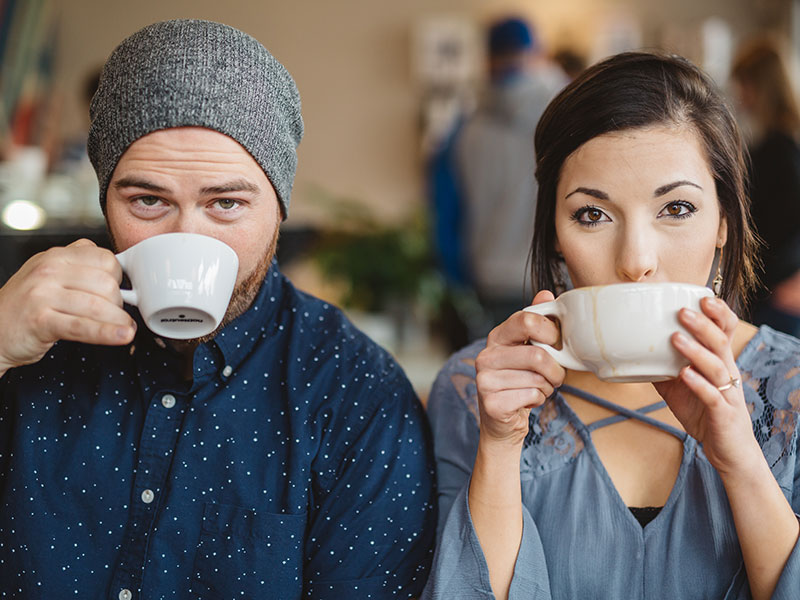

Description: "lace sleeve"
737 327 800 497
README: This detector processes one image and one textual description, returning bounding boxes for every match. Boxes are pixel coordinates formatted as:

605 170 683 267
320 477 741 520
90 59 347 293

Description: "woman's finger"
699 296 738 337
486 290 559 348
678 307 733 358
476 344 565 385
481 387 550 417
678 364 740 409
672 332 740 400
476 368 555 398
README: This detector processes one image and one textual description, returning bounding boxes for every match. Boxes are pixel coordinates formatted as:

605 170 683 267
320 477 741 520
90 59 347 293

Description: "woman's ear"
716 215 728 248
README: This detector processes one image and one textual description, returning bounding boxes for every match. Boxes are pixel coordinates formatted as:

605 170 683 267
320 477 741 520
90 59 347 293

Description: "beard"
191 227 279 345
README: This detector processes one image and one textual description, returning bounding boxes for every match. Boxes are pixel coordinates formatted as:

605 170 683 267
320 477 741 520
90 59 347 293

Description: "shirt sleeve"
302 370 436 599
422 347 551 599
769 431 800 600
421 480 551 599
425 352 482 538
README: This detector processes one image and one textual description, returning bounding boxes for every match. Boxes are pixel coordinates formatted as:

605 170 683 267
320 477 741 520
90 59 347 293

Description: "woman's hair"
531 51 759 314
730 37 800 135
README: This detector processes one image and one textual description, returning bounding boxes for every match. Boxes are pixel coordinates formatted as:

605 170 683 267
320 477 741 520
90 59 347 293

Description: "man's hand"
0 239 136 376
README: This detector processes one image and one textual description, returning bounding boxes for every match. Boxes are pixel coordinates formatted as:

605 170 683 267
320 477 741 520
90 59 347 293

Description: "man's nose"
167 211 209 236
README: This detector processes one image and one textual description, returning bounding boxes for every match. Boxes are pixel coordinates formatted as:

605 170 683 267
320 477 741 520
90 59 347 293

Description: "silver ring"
716 377 741 392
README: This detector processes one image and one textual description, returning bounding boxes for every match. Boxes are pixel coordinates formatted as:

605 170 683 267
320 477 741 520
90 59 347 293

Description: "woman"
422 52 800 600
731 37 800 337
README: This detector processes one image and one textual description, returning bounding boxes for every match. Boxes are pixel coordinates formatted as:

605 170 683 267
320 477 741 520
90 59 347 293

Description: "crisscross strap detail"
560 384 687 441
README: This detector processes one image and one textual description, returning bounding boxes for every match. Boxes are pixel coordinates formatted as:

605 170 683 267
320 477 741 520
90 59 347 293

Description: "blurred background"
1 0 799 397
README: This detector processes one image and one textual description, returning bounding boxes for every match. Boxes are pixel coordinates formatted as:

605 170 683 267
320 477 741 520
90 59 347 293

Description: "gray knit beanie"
88 19 303 219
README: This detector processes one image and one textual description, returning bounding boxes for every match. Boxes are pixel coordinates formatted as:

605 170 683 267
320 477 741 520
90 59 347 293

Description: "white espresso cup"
115 233 239 340
522 282 714 382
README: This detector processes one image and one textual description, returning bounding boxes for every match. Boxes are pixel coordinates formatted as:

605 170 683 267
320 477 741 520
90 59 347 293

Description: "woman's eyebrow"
654 180 702 197
564 187 609 200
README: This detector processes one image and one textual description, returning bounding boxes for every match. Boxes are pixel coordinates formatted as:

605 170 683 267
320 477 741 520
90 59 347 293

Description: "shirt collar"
129 259 286 388
207 259 285 377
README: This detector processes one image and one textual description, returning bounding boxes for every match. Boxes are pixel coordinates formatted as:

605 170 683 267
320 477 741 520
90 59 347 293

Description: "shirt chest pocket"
190 502 307 599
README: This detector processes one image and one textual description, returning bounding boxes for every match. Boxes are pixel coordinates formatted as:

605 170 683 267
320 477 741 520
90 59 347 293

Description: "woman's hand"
475 290 567 447
654 296 760 475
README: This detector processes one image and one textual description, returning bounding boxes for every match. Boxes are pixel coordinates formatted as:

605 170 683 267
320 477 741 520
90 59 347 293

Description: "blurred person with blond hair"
731 36 800 336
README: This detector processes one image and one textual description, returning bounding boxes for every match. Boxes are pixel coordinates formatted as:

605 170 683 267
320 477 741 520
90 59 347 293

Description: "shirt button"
222 365 233 377
141 489 154 504
161 394 176 409
119 589 132 600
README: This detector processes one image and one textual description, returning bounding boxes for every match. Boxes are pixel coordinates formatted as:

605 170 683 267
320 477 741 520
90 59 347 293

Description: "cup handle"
119 288 138 306
115 251 138 307
523 302 590 372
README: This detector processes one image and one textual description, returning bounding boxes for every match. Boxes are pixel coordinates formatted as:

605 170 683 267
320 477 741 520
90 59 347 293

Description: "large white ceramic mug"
115 233 239 339
522 282 714 382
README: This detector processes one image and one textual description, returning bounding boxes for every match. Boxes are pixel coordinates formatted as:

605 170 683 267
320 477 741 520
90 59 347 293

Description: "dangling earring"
712 246 724 296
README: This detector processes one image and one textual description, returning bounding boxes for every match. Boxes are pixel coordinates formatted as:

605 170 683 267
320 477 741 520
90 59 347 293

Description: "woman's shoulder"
739 326 800 487
738 324 800 382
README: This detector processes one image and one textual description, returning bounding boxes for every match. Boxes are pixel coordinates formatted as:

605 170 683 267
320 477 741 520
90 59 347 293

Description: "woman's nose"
615 229 658 282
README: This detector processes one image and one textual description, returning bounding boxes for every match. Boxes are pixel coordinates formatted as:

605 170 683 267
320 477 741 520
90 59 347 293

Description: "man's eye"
217 199 238 210
136 197 161 207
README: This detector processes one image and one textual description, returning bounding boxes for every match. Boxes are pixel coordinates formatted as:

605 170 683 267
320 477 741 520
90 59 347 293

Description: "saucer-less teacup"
115 233 239 339
522 282 714 382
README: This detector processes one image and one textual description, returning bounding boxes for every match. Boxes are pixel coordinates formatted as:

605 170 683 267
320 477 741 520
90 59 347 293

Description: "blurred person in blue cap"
429 16 567 338
0 19 435 599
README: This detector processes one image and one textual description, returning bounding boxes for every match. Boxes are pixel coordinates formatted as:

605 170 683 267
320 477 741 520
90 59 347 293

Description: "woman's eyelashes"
570 205 609 226
570 200 698 227
658 200 698 219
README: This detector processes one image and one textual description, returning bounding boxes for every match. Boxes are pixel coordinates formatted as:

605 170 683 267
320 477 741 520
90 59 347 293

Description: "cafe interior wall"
46 0 791 229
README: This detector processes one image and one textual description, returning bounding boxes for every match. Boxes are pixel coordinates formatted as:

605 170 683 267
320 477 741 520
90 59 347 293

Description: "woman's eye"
660 201 696 219
572 206 610 225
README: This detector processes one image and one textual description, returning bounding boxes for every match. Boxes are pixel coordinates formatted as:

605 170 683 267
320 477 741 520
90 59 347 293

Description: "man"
0 20 435 598
432 17 566 334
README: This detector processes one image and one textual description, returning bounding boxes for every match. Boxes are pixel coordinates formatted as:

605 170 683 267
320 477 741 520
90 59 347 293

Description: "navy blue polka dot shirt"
0 263 436 599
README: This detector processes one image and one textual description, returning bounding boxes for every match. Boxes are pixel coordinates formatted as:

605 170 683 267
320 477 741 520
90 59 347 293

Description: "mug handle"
115 251 139 307
523 302 590 372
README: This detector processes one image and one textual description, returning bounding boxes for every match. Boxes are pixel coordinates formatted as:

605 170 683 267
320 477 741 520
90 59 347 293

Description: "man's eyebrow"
654 180 703 197
112 177 261 195
113 177 168 192
565 187 609 201
200 179 261 195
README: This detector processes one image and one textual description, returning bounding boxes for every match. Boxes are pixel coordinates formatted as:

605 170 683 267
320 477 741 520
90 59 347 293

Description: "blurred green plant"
308 189 443 314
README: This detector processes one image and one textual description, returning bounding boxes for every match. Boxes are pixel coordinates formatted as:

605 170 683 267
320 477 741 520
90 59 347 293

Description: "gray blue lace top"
421 325 800 599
